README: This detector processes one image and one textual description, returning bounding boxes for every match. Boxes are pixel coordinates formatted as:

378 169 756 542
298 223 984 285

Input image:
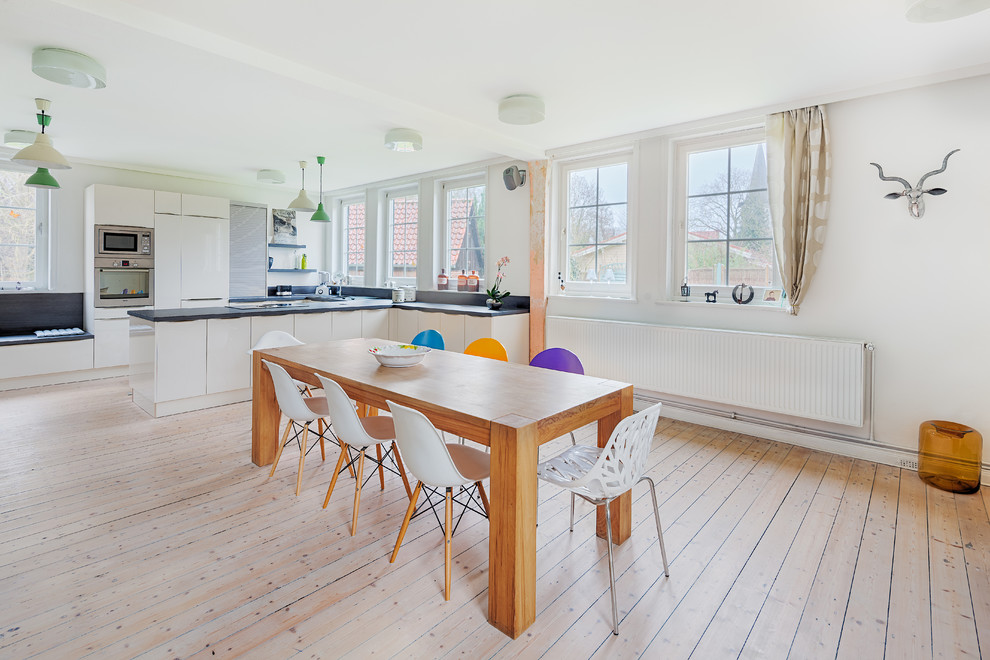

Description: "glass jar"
918 420 982 494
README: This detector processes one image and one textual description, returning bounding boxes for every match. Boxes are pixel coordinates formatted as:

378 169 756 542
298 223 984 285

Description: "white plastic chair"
536 402 669 635
318 374 413 536
249 331 313 394
386 400 491 601
263 360 334 496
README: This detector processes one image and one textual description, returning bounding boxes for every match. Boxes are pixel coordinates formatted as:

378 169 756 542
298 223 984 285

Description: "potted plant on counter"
485 256 511 310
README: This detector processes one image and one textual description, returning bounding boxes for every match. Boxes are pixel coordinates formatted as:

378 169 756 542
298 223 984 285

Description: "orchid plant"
485 256 511 303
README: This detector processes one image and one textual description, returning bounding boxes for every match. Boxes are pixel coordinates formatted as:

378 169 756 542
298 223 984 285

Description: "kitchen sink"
227 301 312 310
306 295 352 302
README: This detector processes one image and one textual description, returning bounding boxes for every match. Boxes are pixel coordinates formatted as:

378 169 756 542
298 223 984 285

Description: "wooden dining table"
251 337 634 638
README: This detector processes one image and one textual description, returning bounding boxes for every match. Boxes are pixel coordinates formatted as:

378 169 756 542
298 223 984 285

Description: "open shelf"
268 243 306 249
268 268 316 273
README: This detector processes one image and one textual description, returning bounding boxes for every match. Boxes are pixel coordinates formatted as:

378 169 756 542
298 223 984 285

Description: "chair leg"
569 431 577 445
570 494 576 531
295 424 309 496
476 481 490 516
269 421 292 478
351 450 366 536
444 487 453 601
322 443 350 509
392 443 414 501
376 444 385 490
604 499 619 636
390 481 422 563
318 418 326 461
642 477 670 576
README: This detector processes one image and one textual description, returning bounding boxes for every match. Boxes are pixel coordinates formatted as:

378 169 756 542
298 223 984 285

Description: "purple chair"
530 348 585 444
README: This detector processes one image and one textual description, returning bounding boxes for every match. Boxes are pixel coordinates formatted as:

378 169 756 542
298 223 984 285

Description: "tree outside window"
566 163 627 284
0 170 40 286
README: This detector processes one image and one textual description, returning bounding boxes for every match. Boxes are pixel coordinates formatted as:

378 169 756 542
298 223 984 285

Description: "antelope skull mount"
870 149 959 218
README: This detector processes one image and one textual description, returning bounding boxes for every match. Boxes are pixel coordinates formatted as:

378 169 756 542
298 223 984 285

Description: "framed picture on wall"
272 209 297 243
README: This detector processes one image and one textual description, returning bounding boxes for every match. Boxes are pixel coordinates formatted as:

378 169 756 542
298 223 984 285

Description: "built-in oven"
95 257 154 307
95 225 153 258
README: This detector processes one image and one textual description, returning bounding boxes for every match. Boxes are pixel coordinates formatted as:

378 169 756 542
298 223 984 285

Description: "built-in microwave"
95 225 153 258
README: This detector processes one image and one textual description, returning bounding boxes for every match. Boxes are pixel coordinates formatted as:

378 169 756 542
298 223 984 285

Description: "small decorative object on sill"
557 271 566 292
869 149 959 219
457 270 468 291
485 256 511 310
705 290 718 303
467 270 480 292
680 280 691 297
437 268 448 290
732 283 754 305
918 420 982 494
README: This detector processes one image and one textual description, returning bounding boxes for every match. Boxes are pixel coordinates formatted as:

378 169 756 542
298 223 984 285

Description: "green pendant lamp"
25 168 61 190
310 156 330 222
12 99 70 190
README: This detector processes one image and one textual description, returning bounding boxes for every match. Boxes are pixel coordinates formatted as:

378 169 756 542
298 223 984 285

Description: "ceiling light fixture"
3 130 36 150
498 94 546 125
288 161 317 211
905 0 990 21
310 156 330 222
384 128 423 152
12 98 71 190
32 47 107 89
257 169 285 184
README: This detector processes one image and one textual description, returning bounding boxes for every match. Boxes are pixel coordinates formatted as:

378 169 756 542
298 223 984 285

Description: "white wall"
44 163 327 294
548 74 990 461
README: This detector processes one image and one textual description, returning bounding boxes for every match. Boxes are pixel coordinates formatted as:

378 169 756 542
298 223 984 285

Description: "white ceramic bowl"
369 344 431 368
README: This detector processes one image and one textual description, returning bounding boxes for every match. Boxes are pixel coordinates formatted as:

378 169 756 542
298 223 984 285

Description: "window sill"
552 291 635 302
655 298 790 312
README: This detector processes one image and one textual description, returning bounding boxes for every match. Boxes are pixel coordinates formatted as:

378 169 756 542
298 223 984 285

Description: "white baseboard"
636 392 990 487
0 366 127 392
134 388 252 418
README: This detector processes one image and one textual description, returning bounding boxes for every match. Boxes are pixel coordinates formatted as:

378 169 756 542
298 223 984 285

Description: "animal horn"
917 149 960 190
869 162 910 189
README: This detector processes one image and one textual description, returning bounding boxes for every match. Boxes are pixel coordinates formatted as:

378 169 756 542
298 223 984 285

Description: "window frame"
0 166 50 291
439 174 487 290
385 186 419 286
671 127 783 306
553 151 635 298
338 195 367 286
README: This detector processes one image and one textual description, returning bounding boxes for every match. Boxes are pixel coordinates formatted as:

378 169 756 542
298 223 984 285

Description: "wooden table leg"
251 352 280 467
488 414 539 638
596 386 634 544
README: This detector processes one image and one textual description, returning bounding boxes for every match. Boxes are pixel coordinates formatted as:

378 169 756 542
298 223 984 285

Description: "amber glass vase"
918 420 983 494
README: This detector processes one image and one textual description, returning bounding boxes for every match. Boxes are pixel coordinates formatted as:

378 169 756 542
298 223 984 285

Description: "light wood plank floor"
1 377 987 659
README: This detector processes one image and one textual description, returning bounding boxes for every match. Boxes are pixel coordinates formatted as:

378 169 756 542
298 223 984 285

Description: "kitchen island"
128 297 529 417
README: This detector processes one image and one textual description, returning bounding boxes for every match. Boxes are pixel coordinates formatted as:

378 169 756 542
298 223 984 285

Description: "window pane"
729 190 770 239
567 207 597 245
597 163 627 204
686 242 726 286
389 194 418 281
688 149 728 195
0 171 38 284
598 245 626 283
599 204 627 244
687 196 728 240
730 143 766 192
568 244 597 282
728 239 776 286
446 184 486 281
568 169 598 207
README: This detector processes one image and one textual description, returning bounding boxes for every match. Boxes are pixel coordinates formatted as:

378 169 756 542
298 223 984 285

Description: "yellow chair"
464 337 508 362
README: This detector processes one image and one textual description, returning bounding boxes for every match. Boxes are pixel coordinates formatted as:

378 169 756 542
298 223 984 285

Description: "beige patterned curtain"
766 106 831 315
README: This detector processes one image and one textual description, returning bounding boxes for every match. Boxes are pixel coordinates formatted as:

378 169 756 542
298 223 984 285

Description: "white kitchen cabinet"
294 312 333 344
391 309 419 343
251 315 295 346
331 311 363 340
87 184 154 228
439 313 466 353
491 314 530 364
362 309 389 340
180 215 229 302
154 191 182 215
93 317 131 368
154 213 181 309
156 320 207 401
182 194 229 219
207 317 251 393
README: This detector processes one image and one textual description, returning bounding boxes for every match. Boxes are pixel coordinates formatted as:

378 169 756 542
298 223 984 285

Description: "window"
387 190 418 283
557 154 632 296
0 168 49 290
681 137 779 292
341 198 366 284
444 179 485 283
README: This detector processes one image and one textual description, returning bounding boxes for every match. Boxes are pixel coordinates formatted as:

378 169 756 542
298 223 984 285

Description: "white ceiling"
1 0 989 192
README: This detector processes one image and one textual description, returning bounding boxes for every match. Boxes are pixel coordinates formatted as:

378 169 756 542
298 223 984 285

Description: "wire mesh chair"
536 402 669 635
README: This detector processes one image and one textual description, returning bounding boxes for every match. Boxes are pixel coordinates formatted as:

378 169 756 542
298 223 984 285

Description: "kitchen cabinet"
154 191 182 215
362 309 389 340
207 317 251 393
154 213 181 308
331 310 363 340
93 317 130 368
293 312 333 344
182 194 230 219
439 313 466 352
388 308 529 363
251 315 295 348
156 320 207 402
180 215 229 304
86 184 154 228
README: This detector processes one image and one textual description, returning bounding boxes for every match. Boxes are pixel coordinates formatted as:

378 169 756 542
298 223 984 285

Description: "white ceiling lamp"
384 128 423 152
288 161 317 211
32 47 107 89
498 94 546 125
257 169 285 184
906 0 990 21
3 130 36 149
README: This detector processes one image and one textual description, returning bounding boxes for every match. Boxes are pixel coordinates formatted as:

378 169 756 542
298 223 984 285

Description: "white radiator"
547 316 867 427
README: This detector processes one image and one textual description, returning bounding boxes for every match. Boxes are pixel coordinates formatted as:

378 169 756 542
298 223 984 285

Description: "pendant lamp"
12 99 70 189
288 161 317 211
310 156 330 222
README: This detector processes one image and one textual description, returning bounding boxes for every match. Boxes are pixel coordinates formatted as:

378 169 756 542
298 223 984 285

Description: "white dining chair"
318 374 413 536
262 359 335 496
386 400 490 601
536 402 669 635
249 331 313 395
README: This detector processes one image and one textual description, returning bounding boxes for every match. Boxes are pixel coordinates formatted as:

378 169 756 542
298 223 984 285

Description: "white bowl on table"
369 344 431 368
